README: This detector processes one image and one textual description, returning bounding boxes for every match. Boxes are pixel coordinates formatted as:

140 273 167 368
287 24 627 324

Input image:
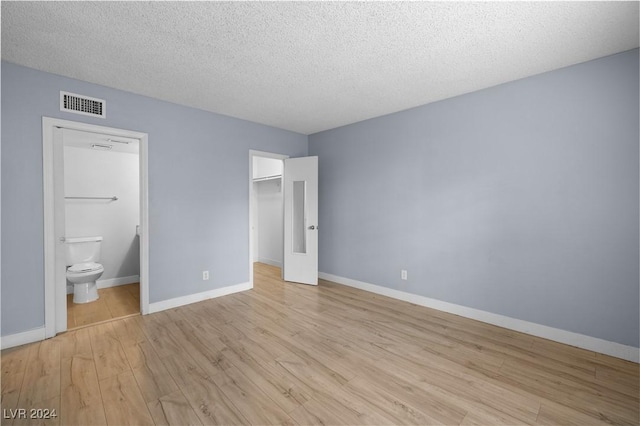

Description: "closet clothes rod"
65 196 118 201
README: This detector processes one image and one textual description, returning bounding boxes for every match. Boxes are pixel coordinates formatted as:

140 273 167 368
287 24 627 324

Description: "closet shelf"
253 175 281 182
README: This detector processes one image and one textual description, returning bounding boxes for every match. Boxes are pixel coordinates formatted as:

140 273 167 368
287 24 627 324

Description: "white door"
283 156 318 285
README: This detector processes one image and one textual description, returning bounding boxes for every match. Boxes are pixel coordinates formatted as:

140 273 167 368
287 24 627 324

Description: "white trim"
1 327 46 350
139 133 150 314
42 117 150 336
249 150 289 288
319 272 640 363
98 275 140 289
148 282 251 314
257 258 282 268
43 121 56 338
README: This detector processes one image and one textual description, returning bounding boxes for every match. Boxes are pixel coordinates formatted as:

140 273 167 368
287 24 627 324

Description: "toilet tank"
65 237 103 265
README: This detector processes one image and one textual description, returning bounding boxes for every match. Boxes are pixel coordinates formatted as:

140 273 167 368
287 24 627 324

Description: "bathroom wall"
1 60 308 337
64 145 140 287
256 178 283 267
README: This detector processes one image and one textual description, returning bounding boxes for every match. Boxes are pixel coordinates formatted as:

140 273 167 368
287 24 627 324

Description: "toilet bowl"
67 262 104 304
65 236 104 304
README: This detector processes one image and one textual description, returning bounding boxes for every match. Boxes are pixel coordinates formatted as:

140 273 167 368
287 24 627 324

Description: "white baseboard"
148 281 252 314
257 257 282 268
1 327 46 350
67 275 140 294
98 275 140 289
2 281 249 349
319 272 639 363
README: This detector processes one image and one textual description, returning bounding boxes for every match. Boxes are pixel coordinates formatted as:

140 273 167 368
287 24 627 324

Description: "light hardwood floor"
66 283 140 329
2 263 638 425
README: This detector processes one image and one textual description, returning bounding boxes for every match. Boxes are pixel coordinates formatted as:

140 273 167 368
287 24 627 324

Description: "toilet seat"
68 262 103 274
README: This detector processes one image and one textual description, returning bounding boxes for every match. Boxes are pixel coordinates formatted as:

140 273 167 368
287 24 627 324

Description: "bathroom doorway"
63 128 141 329
43 117 149 337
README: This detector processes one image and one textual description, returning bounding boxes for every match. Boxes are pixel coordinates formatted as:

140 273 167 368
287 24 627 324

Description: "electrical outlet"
401 270 408 280
202 271 209 280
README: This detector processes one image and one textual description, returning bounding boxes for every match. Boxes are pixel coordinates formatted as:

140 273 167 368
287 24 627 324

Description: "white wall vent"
60 91 106 118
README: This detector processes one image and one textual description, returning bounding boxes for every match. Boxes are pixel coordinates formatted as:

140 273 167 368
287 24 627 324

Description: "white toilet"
65 236 104 304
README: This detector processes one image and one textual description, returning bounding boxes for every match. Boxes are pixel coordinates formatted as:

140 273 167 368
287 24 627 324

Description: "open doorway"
62 128 141 328
249 150 319 287
43 117 149 337
249 150 288 285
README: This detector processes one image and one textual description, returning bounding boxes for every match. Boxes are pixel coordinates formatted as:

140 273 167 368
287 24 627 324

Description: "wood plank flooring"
2 263 638 425
66 283 140 329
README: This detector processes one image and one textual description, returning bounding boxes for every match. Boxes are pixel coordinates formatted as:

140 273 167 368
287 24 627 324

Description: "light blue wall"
1 61 307 336
309 49 639 347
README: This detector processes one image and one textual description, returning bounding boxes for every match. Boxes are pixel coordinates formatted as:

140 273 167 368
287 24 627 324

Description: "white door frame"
42 117 150 338
248 150 288 287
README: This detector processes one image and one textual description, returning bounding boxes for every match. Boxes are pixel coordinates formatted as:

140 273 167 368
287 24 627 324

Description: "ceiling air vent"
60 91 106 118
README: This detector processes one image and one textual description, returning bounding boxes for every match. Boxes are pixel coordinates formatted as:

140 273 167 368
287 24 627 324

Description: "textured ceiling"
2 2 638 135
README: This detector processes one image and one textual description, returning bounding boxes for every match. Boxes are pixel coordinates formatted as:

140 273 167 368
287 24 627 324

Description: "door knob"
308 225 315 230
